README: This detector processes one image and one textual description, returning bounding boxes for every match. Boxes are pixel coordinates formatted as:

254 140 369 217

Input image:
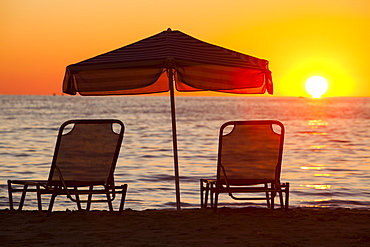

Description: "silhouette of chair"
8 119 127 215
200 120 289 212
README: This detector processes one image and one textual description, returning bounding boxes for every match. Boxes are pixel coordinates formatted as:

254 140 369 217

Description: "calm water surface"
0 95 369 211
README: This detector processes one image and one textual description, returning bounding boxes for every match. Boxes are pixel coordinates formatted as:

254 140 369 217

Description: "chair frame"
8 119 128 215
200 120 289 212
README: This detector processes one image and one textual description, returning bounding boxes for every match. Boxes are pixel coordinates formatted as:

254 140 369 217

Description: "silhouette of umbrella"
63 28 273 211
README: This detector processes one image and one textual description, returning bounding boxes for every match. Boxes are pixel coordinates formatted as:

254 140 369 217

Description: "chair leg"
36 184 42 211
213 192 219 213
264 183 270 208
119 184 128 212
210 184 214 209
106 191 113 212
86 186 93 211
201 181 211 209
7 180 14 211
279 191 284 209
285 183 290 210
200 180 206 209
204 183 210 208
265 192 271 208
71 186 82 211
47 190 58 216
200 180 203 208
74 195 82 211
18 184 29 211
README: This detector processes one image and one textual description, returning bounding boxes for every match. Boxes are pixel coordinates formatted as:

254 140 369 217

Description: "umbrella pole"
168 68 181 211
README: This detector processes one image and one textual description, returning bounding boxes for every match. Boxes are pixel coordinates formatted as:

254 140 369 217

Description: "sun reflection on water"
300 198 333 208
309 145 326 149
302 184 332 190
314 174 331 177
304 119 328 135
315 173 331 177
308 119 328 128
300 166 326 170
307 132 327 135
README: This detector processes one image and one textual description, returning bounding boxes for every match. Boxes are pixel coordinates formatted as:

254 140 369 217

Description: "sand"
1 207 369 246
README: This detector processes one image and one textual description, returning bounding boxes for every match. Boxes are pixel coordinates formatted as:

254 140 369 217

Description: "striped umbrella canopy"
63 28 273 211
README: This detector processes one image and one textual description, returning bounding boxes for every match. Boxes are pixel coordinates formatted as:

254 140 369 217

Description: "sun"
305 76 329 98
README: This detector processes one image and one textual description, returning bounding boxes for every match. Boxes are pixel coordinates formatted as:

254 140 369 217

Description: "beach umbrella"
62 28 273 211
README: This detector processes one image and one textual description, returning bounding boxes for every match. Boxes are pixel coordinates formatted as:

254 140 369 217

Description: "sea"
0 95 369 211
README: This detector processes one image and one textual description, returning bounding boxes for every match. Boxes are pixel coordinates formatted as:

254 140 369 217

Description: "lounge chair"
200 120 289 212
8 119 128 215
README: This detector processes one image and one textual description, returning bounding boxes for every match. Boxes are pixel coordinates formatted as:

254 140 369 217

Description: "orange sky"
1 0 369 97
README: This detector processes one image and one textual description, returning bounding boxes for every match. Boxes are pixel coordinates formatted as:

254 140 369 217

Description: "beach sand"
1 207 369 246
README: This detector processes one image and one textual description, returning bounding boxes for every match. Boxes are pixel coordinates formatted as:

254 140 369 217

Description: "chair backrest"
47 119 124 187
217 120 284 185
